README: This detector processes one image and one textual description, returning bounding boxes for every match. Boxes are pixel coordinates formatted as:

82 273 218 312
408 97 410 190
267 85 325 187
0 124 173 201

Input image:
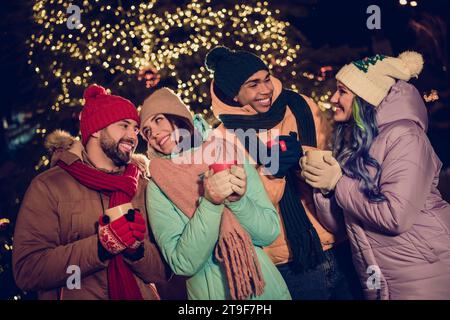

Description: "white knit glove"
226 165 247 202
301 155 343 192
203 169 234 205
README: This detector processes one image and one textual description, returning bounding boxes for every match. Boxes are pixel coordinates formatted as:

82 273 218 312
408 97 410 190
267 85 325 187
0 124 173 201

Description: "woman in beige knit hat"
300 51 450 299
139 88 201 158
140 88 291 300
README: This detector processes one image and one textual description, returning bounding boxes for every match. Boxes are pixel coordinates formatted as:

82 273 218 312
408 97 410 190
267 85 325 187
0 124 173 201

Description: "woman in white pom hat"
300 51 450 299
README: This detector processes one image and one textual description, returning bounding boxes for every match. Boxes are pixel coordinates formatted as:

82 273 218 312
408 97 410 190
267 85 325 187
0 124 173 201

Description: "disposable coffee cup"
305 150 332 163
209 161 237 174
209 161 239 197
304 150 333 195
105 202 133 222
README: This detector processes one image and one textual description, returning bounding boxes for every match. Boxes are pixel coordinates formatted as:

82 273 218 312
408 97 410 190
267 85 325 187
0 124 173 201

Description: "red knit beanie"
80 84 140 146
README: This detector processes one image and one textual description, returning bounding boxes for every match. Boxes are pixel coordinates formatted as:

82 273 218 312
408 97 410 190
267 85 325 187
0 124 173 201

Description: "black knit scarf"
219 89 325 272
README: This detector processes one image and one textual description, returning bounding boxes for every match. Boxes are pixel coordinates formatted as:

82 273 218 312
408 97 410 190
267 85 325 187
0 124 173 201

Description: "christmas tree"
1 0 367 299
28 0 348 150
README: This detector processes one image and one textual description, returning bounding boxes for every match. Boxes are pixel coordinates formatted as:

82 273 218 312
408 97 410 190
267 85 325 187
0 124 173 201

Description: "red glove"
123 209 147 258
98 209 147 254
125 209 147 248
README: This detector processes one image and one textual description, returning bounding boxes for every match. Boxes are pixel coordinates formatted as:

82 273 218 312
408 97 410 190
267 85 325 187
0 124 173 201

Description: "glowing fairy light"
29 0 323 170
29 0 305 114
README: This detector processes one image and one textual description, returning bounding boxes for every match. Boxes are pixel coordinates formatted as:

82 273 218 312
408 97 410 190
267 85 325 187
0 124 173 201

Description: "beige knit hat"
336 51 424 107
140 87 194 132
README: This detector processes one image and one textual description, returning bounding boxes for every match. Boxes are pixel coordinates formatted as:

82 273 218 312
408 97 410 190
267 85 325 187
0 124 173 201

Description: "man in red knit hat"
12 84 168 300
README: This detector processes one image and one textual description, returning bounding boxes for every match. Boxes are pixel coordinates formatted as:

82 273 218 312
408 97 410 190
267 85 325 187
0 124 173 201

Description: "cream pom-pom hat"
336 51 424 107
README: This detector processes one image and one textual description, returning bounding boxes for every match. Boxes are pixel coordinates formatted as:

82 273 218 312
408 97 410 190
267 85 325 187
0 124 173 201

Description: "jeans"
277 241 363 300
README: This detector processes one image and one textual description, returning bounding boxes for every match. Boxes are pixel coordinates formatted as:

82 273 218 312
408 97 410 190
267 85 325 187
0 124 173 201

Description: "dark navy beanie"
205 46 269 99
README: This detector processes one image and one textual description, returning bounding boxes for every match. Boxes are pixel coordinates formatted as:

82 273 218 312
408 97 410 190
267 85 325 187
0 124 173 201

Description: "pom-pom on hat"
80 84 139 145
336 51 424 107
205 46 269 99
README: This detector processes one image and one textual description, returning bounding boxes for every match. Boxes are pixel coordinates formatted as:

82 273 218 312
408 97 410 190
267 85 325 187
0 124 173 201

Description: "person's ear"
91 131 100 139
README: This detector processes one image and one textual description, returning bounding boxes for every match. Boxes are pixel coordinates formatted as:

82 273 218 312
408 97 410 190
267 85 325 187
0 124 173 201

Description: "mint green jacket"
147 163 291 300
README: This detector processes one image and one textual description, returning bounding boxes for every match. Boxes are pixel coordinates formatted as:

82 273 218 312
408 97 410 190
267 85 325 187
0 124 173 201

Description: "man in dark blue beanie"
205 46 362 300
205 46 272 113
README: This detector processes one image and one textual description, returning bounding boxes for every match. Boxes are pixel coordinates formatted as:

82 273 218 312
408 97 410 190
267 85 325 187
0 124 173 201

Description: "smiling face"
330 81 355 122
234 70 274 113
99 119 139 167
141 113 179 155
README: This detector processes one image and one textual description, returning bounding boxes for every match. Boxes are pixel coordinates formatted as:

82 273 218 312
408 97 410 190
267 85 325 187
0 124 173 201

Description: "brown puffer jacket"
12 131 168 299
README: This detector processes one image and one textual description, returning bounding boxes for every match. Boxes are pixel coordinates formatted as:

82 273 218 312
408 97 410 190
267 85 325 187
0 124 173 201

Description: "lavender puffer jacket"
314 81 450 300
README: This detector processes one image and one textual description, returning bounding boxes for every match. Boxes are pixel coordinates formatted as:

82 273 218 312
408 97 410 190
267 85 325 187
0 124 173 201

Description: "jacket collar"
51 149 80 167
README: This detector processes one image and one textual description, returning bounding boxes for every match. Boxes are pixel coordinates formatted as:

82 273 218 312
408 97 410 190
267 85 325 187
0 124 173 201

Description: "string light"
29 0 324 170
0 218 10 230
424 89 439 103
30 0 305 110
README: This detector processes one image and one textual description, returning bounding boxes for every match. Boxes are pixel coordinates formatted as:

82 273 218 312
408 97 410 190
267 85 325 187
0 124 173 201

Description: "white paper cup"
104 202 133 222
305 150 332 163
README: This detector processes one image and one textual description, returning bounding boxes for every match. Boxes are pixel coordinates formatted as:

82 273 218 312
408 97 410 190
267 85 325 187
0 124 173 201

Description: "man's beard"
99 131 134 167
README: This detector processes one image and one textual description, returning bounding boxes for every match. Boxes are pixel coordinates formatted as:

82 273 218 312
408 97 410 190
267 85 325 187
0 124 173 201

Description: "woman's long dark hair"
332 96 387 202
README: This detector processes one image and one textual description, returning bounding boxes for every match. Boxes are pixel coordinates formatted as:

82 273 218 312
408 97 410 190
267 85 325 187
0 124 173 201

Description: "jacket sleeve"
335 133 436 236
12 178 108 292
226 164 280 247
122 238 168 285
313 190 345 234
147 181 223 277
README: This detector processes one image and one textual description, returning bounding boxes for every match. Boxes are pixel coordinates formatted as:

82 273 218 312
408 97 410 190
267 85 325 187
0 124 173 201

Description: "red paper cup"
209 161 237 174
